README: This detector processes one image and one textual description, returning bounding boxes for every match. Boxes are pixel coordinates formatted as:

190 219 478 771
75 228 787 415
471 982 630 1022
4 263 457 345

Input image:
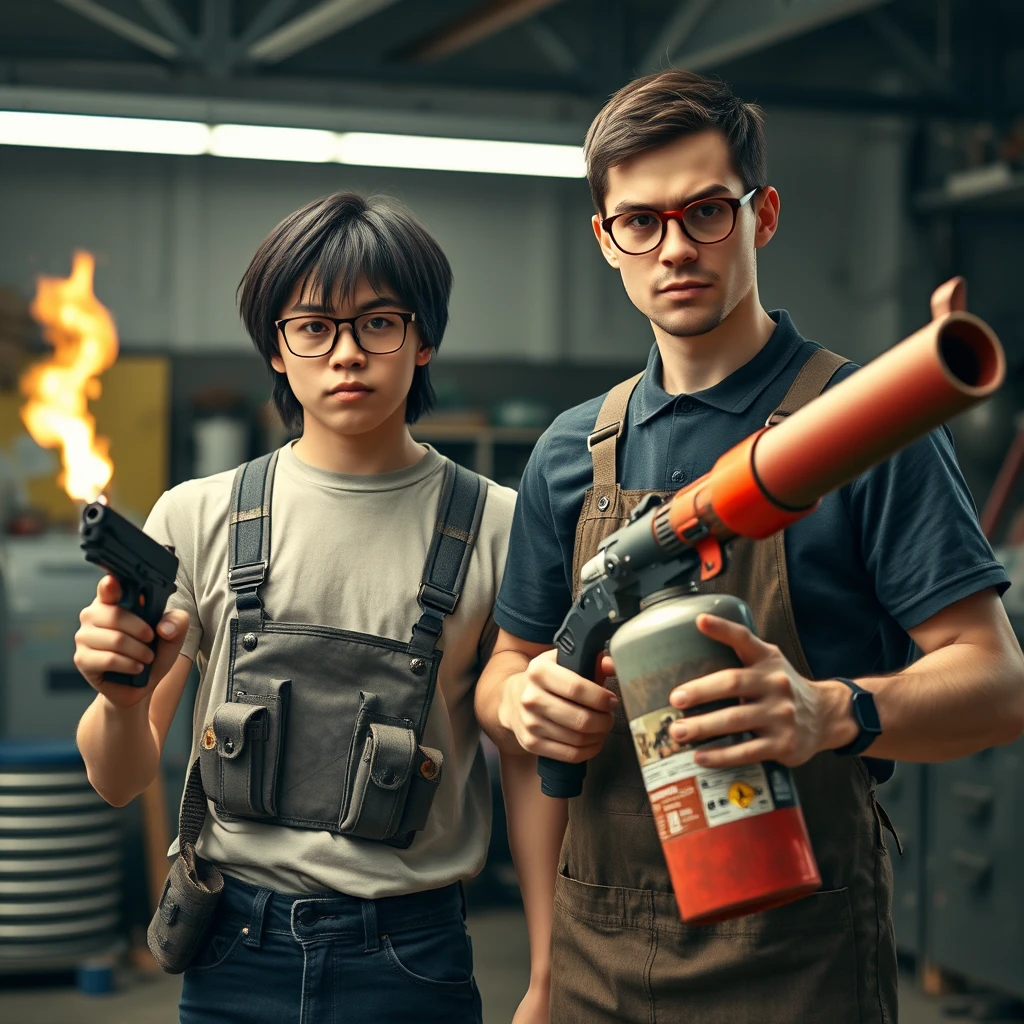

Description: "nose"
658 217 698 267
328 325 367 369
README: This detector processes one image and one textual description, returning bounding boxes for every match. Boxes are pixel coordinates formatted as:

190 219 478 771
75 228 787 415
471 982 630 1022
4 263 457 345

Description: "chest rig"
198 450 488 849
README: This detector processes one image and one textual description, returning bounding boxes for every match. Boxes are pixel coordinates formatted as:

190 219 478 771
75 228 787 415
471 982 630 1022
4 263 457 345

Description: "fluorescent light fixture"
0 110 209 155
208 123 337 162
0 110 585 178
335 132 586 178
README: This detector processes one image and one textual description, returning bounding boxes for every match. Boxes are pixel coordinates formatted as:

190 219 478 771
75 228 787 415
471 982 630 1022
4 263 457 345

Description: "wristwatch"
832 677 882 756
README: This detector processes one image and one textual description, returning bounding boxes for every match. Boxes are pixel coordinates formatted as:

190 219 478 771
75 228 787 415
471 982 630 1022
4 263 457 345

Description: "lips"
659 281 710 294
328 382 372 394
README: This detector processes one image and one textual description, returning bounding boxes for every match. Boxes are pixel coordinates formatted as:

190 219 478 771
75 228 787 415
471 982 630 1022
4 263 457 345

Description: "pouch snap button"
597 495 610 512
242 633 258 651
409 658 426 675
223 738 234 754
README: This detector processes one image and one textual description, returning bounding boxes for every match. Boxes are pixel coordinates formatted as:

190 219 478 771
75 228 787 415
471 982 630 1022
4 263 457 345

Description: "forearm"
500 750 566 987
838 638 1024 761
77 694 161 807
476 649 530 754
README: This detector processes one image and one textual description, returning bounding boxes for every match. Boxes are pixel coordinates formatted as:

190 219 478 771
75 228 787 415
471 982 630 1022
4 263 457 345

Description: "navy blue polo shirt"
494 310 1009 783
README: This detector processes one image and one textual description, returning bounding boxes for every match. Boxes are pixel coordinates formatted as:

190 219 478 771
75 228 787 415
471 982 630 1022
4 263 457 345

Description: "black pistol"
80 501 179 687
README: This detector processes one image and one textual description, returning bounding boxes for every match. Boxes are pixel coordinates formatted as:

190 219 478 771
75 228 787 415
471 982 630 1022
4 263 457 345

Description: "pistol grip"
105 579 162 688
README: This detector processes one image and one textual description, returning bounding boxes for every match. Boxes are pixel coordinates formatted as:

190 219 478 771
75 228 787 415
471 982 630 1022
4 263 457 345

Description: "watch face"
853 691 882 733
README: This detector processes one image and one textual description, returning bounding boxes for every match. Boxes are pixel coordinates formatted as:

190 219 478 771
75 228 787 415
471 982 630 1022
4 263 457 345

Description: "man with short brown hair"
476 69 1023 1023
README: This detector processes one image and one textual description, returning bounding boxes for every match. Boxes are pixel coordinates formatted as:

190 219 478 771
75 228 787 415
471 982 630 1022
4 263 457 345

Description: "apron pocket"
651 886 861 1024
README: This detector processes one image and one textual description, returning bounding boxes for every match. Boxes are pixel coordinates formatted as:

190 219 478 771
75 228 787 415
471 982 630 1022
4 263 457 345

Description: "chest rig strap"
227 451 279 633
410 461 488 655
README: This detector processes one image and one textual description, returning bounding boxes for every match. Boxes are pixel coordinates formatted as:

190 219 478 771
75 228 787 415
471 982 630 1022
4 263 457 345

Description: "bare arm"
475 629 617 1019
863 588 1024 759
74 575 192 807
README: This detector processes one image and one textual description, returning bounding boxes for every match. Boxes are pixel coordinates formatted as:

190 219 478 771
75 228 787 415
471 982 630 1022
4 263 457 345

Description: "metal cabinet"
925 740 1024 997
877 763 925 956
1 535 101 741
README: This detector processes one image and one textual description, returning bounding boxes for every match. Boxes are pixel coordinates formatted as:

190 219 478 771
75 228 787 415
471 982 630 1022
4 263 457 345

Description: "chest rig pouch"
199 451 488 849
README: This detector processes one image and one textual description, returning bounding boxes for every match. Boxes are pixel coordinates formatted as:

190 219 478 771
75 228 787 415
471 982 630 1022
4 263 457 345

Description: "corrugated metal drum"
0 739 122 970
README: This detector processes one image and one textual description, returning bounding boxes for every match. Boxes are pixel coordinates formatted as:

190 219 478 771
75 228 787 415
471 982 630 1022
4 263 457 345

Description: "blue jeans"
179 874 483 1024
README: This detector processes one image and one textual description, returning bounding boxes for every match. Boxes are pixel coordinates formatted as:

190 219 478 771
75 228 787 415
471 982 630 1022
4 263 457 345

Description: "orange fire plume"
20 251 119 503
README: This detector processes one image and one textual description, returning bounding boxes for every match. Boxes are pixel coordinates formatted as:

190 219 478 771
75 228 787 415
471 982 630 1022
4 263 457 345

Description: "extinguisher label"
630 706 794 842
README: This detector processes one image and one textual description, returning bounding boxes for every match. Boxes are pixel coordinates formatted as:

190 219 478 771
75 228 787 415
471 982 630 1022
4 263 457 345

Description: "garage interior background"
1 1 1023 1021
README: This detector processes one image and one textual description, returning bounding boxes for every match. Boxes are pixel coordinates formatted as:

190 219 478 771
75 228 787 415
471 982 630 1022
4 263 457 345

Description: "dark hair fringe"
584 69 767 214
238 191 453 430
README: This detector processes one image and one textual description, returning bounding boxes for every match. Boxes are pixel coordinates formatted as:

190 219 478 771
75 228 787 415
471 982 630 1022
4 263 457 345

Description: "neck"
654 286 777 395
292 406 426 475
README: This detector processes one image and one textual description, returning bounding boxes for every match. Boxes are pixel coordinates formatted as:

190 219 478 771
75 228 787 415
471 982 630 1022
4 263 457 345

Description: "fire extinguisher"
539 277 1004 924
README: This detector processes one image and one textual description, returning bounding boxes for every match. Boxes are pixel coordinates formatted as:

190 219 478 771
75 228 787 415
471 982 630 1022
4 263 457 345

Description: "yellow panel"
0 355 169 529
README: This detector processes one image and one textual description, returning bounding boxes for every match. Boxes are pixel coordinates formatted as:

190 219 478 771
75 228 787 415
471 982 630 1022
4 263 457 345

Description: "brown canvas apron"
551 350 899 1024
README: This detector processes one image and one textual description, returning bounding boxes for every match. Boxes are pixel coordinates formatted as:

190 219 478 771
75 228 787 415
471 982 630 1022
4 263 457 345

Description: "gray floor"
0 907 1009 1024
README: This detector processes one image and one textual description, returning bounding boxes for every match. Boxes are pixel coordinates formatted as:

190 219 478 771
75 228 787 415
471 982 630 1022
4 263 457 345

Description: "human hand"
511 979 550 1024
667 614 855 768
73 575 190 709
498 648 618 762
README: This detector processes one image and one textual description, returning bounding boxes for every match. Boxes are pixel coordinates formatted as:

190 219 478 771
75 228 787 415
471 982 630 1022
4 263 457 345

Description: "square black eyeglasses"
601 188 761 255
275 311 417 357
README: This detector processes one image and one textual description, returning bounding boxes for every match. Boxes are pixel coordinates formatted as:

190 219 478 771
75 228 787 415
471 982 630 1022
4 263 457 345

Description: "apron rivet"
597 495 610 511
410 657 426 675
242 632 258 651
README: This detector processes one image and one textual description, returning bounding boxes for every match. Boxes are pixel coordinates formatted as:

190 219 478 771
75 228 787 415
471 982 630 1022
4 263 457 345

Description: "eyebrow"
611 184 734 216
289 295 405 315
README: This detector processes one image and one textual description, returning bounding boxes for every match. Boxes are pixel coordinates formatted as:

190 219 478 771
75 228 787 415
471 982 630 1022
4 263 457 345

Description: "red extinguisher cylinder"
609 590 821 925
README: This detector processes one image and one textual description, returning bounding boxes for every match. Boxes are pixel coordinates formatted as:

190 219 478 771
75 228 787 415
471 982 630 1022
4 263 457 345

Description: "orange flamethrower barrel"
664 281 1005 561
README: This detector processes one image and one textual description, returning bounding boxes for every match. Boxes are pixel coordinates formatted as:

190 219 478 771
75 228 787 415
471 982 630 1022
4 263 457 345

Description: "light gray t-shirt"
144 442 516 897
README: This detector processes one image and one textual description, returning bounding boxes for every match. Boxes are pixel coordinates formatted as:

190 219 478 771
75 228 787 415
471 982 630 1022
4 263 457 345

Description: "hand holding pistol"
79 501 179 687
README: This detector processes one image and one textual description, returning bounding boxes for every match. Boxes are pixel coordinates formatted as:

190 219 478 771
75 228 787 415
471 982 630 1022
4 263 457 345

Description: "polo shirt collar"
634 310 805 426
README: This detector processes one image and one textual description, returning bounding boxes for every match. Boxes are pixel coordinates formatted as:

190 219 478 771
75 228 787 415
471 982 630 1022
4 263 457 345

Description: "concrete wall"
0 108 920 370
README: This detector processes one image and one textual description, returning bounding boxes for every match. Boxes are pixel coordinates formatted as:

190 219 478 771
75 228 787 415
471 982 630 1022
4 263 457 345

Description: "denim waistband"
218 874 466 951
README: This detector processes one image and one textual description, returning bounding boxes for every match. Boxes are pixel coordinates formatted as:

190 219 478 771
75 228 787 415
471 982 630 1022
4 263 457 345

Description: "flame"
20 251 119 503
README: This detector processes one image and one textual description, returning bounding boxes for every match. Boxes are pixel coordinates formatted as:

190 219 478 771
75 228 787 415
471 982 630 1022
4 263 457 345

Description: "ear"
592 214 620 269
415 343 433 368
270 351 286 374
753 187 780 250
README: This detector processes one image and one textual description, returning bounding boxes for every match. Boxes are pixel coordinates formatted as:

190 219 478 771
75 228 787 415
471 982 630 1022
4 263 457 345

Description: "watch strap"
832 676 882 757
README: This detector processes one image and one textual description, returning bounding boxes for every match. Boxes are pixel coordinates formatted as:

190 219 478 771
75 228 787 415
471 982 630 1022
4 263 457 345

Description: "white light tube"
0 110 210 155
335 131 586 177
208 123 338 162
0 110 586 178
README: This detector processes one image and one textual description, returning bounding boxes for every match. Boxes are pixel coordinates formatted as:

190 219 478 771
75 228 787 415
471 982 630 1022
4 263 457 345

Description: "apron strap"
227 450 279 633
410 460 489 655
588 372 644 490
767 348 851 425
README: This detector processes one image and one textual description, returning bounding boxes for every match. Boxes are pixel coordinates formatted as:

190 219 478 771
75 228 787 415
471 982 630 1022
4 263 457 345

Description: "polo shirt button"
671 471 683 483
597 496 610 512
679 400 694 413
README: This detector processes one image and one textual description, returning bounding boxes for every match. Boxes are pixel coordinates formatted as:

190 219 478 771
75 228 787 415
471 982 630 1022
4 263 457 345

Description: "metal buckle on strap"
228 562 267 591
418 582 458 615
765 410 789 427
587 421 622 451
